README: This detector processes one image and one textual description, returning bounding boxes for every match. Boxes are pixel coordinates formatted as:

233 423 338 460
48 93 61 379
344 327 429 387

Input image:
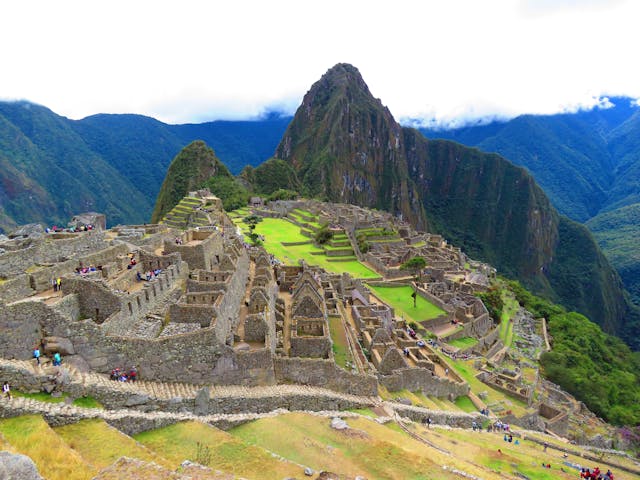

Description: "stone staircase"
160 196 209 230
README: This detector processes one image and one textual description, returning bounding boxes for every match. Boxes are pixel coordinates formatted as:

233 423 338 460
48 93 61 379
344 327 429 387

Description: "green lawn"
447 336 478 349
368 284 445 322
234 217 379 279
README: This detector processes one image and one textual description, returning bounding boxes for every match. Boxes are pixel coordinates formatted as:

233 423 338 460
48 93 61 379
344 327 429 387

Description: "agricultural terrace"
367 284 445 323
232 216 379 279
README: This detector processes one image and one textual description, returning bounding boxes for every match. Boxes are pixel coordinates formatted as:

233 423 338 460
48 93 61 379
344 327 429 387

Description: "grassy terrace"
367 284 445 322
328 314 353 369
499 290 519 347
135 421 301 479
447 336 478 349
233 217 378 279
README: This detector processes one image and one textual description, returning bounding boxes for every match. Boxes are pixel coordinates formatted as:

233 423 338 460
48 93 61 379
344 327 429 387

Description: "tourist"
128 366 137 382
53 352 62 366
56 277 62 292
2 381 10 400
33 347 40 365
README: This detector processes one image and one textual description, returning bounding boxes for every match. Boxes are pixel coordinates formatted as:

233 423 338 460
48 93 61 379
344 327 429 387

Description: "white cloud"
0 0 638 126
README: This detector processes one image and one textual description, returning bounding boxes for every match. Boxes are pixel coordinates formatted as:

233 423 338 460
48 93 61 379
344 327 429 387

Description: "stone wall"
0 302 43 360
169 304 216 327
378 368 469 398
290 335 331 359
0 274 34 303
163 230 223 271
274 357 378 397
392 403 484 428
0 231 107 279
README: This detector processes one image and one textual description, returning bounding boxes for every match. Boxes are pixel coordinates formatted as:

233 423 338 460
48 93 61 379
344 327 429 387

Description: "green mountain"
151 141 232 222
0 102 149 228
0 102 289 232
419 100 640 305
270 63 639 346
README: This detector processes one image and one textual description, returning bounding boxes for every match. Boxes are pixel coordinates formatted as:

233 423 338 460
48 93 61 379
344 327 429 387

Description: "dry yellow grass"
230 412 499 480
0 415 96 480
54 418 173 470
134 420 301 479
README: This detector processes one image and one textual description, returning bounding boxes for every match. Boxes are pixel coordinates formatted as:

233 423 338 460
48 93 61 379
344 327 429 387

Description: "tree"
314 224 334 245
401 256 427 308
242 215 263 245
401 256 427 282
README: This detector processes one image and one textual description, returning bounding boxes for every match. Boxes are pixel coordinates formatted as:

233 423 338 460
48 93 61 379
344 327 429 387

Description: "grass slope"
0 415 96 480
134 420 300 479
54 418 172 470
230 412 523 479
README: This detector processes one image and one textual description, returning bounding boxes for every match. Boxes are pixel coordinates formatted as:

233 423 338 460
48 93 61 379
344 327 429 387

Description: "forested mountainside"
0 101 288 231
266 63 639 345
420 99 640 305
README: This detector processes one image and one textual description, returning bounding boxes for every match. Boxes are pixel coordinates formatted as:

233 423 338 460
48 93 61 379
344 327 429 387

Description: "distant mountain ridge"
270 63 639 345
0 101 290 231
420 99 640 305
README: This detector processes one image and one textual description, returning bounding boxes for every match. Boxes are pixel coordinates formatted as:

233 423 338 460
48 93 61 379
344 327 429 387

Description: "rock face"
273 63 636 343
0 451 44 480
275 63 427 231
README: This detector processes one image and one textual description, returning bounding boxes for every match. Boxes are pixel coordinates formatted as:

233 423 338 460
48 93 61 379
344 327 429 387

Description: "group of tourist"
580 467 614 479
75 265 100 275
45 224 94 233
109 367 138 382
51 277 62 291
136 269 162 282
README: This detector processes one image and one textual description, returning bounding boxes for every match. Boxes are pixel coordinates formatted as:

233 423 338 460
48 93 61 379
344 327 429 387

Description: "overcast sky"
1 0 638 127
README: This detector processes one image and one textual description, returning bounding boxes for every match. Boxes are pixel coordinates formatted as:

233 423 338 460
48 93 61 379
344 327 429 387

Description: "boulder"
304 467 314 476
8 223 44 239
0 451 44 480
124 394 150 407
330 417 349 430
43 337 75 356
194 387 210 415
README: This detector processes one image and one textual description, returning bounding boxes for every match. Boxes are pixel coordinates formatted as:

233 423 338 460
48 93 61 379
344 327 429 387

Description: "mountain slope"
0 102 289 231
271 63 639 345
151 141 231 222
275 64 427 230
0 102 149 227
419 100 640 307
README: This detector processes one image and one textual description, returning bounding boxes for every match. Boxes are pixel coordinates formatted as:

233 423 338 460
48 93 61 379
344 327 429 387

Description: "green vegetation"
233 217 378 278
13 391 67 403
72 396 103 409
447 336 478 350
202 174 249 211
314 223 334 245
242 158 302 196
328 315 353 369
367 284 445 322
453 395 477 413
588 202 640 305
151 140 231 222
508 279 640 425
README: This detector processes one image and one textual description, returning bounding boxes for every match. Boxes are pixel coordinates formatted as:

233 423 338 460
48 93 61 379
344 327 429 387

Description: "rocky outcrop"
0 451 44 480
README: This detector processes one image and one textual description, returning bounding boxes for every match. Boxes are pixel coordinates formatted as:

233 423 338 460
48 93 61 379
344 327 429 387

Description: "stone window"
128 303 133 315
